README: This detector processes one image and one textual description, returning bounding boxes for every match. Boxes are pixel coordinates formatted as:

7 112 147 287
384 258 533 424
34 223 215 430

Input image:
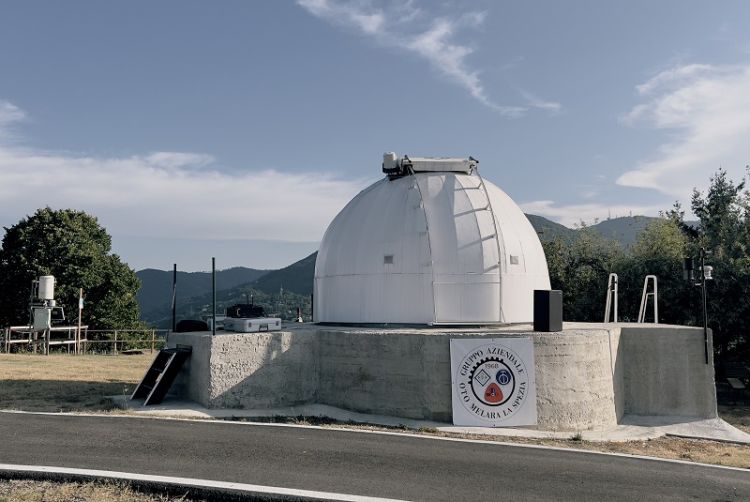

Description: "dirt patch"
426 432 750 469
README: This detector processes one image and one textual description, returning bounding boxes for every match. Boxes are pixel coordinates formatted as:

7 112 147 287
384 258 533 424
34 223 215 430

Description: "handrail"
638 275 659 323
604 273 618 323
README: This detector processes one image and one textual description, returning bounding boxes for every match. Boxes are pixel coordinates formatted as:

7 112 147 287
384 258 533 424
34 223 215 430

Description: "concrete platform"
110 396 750 444
165 322 718 432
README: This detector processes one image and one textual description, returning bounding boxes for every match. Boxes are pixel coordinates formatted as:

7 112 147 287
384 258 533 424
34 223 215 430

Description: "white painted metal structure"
604 273 619 323
638 275 659 323
223 317 282 333
38 275 55 300
314 154 551 325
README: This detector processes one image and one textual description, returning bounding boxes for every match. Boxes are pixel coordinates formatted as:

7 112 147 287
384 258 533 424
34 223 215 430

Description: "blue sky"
1 1 749 271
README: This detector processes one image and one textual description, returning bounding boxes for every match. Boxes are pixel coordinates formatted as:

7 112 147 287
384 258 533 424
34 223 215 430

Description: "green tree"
689 168 750 358
540 167 750 363
0 208 141 329
543 230 623 321
617 218 694 324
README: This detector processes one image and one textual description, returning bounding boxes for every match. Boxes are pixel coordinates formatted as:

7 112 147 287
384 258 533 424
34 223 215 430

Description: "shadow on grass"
0 380 137 412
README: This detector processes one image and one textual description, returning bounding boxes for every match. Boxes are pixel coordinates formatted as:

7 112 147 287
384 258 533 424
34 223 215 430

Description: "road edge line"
0 463 410 502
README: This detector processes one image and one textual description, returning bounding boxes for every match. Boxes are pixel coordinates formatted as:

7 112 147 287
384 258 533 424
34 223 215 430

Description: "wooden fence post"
151 330 155 354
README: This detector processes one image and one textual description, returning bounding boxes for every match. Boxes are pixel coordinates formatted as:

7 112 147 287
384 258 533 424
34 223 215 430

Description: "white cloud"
634 63 715 96
521 200 661 227
143 152 215 169
0 102 365 243
405 15 506 113
618 63 750 197
0 100 25 123
0 100 27 141
297 0 553 117
298 0 386 34
519 90 562 113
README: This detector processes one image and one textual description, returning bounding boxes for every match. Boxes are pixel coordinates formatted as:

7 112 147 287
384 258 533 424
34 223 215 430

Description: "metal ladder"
131 347 191 405
474 172 506 322
416 170 505 323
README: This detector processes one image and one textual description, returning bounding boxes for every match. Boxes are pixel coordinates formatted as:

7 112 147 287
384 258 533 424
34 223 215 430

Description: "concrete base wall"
172 331 317 409
168 322 717 431
620 326 717 419
533 330 622 430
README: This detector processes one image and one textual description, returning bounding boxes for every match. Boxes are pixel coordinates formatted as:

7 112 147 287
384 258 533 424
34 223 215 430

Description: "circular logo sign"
455 342 530 423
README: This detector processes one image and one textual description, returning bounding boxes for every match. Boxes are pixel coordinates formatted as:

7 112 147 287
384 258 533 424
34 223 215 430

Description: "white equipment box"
224 317 282 333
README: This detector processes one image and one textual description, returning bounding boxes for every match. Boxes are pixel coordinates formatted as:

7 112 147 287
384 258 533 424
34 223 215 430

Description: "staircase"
131 347 191 405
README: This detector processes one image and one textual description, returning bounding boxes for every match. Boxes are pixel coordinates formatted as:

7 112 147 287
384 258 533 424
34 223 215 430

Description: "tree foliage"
0 208 141 329
544 230 623 321
615 218 695 324
689 169 750 357
544 167 750 361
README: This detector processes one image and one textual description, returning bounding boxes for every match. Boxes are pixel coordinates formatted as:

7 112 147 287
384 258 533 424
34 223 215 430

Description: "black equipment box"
175 319 209 333
534 290 563 332
226 304 265 319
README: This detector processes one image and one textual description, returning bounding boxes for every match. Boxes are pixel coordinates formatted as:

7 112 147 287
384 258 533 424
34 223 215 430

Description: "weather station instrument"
29 275 65 332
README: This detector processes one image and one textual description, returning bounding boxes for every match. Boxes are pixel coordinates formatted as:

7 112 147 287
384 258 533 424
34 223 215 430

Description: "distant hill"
137 214 671 325
526 214 577 243
250 252 316 296
136 255 316 326
587 216 659 247
142 262 314 328
171 281 311 328
137 266 269 321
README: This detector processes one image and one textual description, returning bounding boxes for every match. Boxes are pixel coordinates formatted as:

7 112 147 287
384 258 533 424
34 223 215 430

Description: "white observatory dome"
314 153 551 325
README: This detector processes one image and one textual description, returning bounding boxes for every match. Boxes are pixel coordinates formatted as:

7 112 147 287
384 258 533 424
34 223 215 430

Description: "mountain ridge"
136 214 664 325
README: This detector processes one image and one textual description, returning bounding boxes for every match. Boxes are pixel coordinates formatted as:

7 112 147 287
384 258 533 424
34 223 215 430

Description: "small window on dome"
384 255 394 264
510 255 519 265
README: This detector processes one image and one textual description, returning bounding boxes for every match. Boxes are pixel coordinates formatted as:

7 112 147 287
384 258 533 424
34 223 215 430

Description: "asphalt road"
0 412 748 501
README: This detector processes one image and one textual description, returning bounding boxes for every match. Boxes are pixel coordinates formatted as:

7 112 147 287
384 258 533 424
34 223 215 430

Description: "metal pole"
700 248 709 365
171 263 177 333
212 257 216 336
77 288 83 355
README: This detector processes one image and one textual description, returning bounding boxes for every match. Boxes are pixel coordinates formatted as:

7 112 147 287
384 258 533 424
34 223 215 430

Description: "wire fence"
81 329 169 354
1 326 169 355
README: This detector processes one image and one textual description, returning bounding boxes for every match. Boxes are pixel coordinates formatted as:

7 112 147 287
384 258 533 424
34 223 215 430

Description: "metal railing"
1 327 169 355
604 273 618 323
83 329 169 354
637 275 659 324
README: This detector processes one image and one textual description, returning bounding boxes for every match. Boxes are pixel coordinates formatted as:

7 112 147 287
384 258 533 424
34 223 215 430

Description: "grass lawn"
0 353 154 412
0 479 181 502
0 352 748 469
